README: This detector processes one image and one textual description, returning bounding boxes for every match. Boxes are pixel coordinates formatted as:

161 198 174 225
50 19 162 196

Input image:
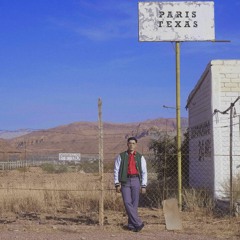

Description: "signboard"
59 153 81 161
138 1 215 41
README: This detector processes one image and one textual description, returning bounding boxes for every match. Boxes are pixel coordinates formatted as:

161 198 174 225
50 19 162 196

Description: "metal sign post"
175 41 182 208
139 1 217 210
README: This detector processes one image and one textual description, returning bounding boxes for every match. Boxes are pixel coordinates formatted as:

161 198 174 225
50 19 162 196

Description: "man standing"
114 137 147 232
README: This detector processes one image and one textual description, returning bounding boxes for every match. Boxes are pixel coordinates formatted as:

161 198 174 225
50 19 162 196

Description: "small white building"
186 60 240 199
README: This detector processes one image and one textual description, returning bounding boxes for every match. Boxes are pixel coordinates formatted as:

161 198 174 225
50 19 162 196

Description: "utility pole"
214 97 240 215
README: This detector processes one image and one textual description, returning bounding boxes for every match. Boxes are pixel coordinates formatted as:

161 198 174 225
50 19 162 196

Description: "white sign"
138 1 215 41
59 153 81 161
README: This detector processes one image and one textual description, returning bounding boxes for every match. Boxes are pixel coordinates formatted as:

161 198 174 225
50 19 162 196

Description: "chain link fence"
0 126 240 238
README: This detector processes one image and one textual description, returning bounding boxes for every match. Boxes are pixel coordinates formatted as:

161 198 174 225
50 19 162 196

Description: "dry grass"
181 188 240 239
221 173 240 202
0 167 107 215
182 188 214 213
0 167 239 239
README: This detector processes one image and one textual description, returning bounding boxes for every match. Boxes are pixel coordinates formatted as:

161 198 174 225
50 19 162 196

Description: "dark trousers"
121 177 142 228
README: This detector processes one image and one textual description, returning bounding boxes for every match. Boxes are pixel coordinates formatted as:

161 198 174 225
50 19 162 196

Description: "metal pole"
98 98 104 226
176 42 182 210
163 119 168 201
229 104 233 215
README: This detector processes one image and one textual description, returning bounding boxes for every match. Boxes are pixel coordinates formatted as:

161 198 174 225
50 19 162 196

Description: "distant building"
186 60 240 199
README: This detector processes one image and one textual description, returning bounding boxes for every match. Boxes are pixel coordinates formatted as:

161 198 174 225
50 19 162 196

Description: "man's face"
127 140 137 152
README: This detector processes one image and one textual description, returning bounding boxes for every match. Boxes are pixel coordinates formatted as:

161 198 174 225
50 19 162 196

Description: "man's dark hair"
127 137 138 143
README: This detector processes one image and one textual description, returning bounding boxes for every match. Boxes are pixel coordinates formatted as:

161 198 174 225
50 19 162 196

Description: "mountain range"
0 118 188 162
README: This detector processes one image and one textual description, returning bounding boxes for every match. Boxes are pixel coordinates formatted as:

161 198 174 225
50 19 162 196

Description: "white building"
186 60 240 199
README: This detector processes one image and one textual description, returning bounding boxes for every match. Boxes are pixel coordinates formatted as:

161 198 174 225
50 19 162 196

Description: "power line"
213 96 240 115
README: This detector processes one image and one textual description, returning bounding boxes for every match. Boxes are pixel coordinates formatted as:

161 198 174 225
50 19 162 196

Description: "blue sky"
0 0 239 130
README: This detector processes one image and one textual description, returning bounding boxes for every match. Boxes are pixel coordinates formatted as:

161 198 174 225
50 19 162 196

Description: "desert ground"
0 167 239 239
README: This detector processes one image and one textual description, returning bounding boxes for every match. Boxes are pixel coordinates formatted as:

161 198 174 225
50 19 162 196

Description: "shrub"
182 188 214 213
40 163 68 174
55 165 68 173
221 173 240 202
17 166 29 173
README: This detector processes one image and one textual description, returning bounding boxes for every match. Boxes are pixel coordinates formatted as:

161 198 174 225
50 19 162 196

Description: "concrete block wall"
212 60 240 198
187 60 240 199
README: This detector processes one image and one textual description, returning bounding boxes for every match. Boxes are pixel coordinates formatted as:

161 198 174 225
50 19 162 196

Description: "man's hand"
116 186 121 193
141 187 146 194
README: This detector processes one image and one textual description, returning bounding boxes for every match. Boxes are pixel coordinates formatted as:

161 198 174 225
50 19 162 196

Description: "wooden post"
24 141 27 161
98 98 104 226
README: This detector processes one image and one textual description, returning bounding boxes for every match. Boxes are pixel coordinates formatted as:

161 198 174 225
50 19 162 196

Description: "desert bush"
103 162 114 173
221 173 240 202
77 160 99 173
41 163 55 173
142 181 163 208
142 180 178 208
55 165 68 173
182 188 214 213
17 166 29 173
104 191 124 211
148 130 190 193
40 163 68 174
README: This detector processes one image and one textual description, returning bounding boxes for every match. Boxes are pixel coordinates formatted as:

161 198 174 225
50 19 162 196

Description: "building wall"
187 60 240 199
212 60 240 198
187 62 214 191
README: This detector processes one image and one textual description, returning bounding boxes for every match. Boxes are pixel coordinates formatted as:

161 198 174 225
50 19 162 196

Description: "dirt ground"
0 220 221 240
0 211 239 240
0 168 239 239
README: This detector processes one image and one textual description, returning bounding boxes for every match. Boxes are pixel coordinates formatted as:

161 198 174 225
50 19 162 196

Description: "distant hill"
0 129 32 139
0 118 188 162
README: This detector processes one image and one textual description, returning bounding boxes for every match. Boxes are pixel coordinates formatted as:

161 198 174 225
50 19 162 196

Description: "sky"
0 0 240 130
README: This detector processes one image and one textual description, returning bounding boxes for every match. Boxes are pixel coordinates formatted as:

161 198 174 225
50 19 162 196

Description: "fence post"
98 98 104 226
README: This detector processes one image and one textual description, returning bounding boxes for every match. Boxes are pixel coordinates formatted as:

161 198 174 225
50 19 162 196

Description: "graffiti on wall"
190 120 211 139
190 120 212 161
198 139 212 161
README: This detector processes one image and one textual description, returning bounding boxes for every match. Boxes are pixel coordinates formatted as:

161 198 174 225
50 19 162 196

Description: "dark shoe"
122 225 135 231
133 223 144 232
